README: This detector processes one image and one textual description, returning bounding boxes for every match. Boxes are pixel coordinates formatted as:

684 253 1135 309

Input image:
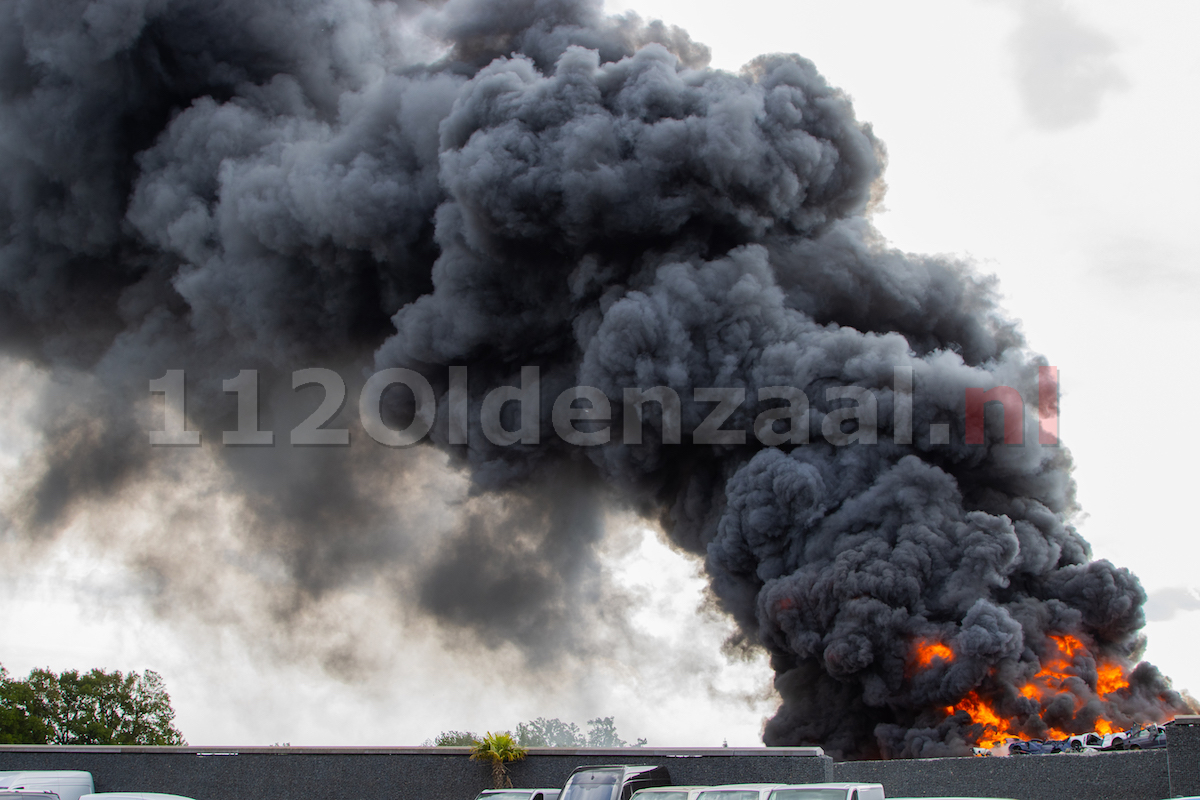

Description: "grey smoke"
1008 0 1128 130
1144 587 1200 623
0 0 1190 759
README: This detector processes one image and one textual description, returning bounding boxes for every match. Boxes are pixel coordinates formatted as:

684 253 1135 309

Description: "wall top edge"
0 746 826 757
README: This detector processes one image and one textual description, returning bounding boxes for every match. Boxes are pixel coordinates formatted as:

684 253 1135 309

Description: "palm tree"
470 731 528 788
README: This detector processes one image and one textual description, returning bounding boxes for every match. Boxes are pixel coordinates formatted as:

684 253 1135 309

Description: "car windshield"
696 792 762 800
770 791 849 800
633 794 688 800
561 770 621 800
479 794 533 800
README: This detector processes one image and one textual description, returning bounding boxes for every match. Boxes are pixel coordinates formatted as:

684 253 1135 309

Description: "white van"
81 794 197 800
695 785 785 800
0 792 62 800
769 785 885 800
0 772 94 800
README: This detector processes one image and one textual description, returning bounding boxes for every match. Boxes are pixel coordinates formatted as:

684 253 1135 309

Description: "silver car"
768 785 884 800
695 785 785 800
475 790 562 800
632 788 708 800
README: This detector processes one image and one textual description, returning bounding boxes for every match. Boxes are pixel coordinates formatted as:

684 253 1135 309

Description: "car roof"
568 766 669 779
771 786 880 790
478 792 529 795
633 789 707 796
479 791 560 795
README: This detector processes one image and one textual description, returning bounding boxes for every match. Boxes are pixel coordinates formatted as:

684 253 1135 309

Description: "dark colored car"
1008 739 1065 755
1125 725 1167 750
561 766 672 800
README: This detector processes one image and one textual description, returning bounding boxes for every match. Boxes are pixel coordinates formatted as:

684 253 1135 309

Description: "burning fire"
913 640 954 670
1097 663 1128 695
946 692 1013 748
916 634 1136 749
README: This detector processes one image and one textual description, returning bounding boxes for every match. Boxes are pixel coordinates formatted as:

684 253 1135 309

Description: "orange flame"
947 692 1013 749
913 640 954 669
917 634 1138 749
1097 663 1129 695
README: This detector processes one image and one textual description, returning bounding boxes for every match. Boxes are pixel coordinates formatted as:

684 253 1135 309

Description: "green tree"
0 663 185 745
0 666 51 744
514 717 586 747
511 716 646 748
428 730 479 746
586 716 647 747
470 731 527 788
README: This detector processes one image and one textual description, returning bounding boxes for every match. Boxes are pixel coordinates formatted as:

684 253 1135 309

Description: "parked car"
0 772 93 800
768 784 885 800
1066 731 1104 751
81 795 197 800
0 793 61 800
631 788 708 800
1064 729 1132 751
1099 731 1132 750
475 791 561 800
1125 725 1167 750
560 766 671 800
694 785 784 800
1008 739 1065 755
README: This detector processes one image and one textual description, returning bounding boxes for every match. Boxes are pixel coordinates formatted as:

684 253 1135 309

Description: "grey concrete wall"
0 744 1181 800
834 749 1169 800
0 746 831 800
1168 715 1200 798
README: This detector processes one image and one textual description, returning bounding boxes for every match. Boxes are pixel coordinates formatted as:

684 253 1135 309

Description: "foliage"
434 716 646 752
429 729 479 746
0 667 51 744
469 731 527 789
515 717 586 747
513 716 646 747
0 663 185 745
585 716 647 747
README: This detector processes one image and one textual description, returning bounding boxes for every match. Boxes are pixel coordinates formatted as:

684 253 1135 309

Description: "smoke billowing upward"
0 0 1190 758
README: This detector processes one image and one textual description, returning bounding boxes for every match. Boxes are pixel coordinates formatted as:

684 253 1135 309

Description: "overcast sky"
1 0 1197 748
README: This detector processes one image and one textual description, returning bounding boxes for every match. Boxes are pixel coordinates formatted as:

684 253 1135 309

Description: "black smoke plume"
0 0 1190 757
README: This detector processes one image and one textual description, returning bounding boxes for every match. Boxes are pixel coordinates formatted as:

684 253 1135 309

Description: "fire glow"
913 635 1135 749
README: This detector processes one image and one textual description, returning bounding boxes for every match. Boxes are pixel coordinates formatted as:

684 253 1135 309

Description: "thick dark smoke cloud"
0 0 1190 758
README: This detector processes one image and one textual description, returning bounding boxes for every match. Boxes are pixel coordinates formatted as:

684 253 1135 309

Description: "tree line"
455 719 647 790
0 663 185 745
430 716 647 748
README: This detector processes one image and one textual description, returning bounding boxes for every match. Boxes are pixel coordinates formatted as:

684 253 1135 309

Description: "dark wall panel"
1168 716 1200 798
2 740 1192 800
0 747 831 800
834 749 1168 800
